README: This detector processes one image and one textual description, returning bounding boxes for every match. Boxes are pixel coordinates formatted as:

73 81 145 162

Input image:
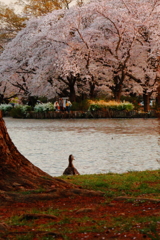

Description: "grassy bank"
61 170 160 199
0 170 160 240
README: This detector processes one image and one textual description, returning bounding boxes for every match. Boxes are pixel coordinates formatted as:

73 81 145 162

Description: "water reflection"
4 117 160 177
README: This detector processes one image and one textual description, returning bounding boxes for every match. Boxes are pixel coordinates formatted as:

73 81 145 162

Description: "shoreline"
3 109 160 119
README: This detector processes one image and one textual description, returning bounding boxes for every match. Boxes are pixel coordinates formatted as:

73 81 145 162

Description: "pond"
4 117 160 177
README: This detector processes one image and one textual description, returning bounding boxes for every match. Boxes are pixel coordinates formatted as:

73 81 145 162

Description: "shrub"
88 100 134 111
38 96 48 103
71 100 90 111
10 105 32 118
0 104 13 114
120 96 142 110
34 102 54 112
21 105 32 114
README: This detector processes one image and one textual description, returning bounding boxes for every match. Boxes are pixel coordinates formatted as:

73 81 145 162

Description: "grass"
61 170 160 199
8 212 160 238
30 207 64 216
20 188 46 195
16 233 35 240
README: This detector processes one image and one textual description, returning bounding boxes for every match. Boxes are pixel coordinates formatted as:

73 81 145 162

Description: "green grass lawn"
61 170 160 199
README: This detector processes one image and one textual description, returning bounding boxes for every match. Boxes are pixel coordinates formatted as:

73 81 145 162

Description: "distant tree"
0 83 18 104
0 2 26 49
0 0 79 50
76 0 85 7
126 38 159 112
87 0 160 107
125 1 160 111
18 0 74 17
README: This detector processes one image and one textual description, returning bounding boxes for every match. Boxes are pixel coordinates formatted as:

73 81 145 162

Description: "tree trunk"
156 85 160 108
114 91 121 102
89 82 95 99
69 85 76 102
112 76 123 102
143 94 150 112
0 111 72 191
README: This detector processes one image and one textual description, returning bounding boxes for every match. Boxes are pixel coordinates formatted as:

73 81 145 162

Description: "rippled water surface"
4 117 160 176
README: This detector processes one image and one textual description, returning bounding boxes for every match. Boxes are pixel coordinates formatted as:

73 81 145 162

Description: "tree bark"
114 91 121 102
0 111 72 191
143 94 150 112
112 76 123 102
69 85 76 102
156 85 160 108
89 82 95 99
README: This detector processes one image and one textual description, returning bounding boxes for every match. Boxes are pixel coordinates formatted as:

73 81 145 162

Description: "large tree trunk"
0 111 72 191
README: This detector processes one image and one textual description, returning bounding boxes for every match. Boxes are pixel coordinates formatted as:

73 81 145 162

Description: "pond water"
4 117 160 177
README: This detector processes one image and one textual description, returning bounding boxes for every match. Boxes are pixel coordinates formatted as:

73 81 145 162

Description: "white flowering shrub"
20 105 32 114
10 104 32 118
0 104 13 113
34 102 54 112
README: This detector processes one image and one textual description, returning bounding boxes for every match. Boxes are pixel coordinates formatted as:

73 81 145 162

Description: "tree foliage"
0 0 160 110
0 2 26 50
0 0 84 49
18 0 74 17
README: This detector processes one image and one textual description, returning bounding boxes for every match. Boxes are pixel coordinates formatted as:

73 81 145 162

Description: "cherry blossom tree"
84 0 160 107
124 0 160 111
0 0 159 110
0 6 94 101
0 0 85 52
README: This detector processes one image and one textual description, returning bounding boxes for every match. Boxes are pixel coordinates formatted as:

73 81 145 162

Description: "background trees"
125 1 160 111
0 0 159 111
17 0 74 16
0 2 26 51
0 0 84 49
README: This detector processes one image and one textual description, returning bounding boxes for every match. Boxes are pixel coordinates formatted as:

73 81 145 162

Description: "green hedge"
10 105 32 118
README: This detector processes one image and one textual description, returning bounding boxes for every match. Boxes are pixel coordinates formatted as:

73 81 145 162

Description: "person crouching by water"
66 100 72 113
63 155 80 175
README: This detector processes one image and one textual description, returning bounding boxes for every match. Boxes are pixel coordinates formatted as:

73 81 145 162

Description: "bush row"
0 102 54 118
0 100 134 118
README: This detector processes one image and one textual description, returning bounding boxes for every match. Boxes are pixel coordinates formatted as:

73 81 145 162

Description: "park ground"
0 170 160 240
